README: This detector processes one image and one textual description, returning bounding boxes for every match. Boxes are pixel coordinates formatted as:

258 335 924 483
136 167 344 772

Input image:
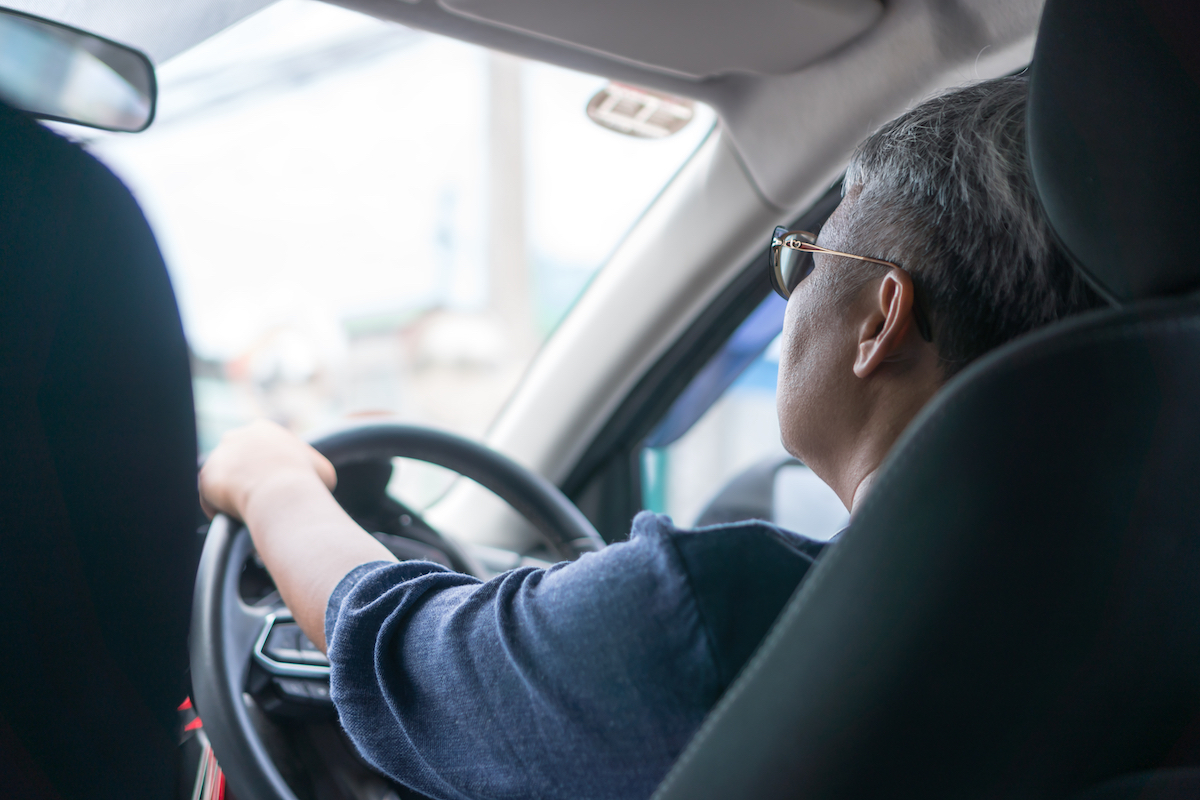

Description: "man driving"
198 74 1102 800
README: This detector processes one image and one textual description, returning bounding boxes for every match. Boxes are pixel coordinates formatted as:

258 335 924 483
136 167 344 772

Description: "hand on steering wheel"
198 420 338 523
191 422 604 800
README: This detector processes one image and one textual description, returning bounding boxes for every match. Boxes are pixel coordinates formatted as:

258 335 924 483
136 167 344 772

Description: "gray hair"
840 74 1102 377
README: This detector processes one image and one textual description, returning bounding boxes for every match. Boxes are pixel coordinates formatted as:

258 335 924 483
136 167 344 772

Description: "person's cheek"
777 297 816 454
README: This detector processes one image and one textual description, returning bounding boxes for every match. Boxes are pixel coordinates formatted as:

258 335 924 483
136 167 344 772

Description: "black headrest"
1028 0 1200 302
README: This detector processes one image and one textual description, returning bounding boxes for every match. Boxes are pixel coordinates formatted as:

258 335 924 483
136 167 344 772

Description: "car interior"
3 0 1199 798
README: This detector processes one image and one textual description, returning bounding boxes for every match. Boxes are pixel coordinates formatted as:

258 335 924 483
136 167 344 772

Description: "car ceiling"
2 0 278 64
329 0 1044 213
9 0 1042 214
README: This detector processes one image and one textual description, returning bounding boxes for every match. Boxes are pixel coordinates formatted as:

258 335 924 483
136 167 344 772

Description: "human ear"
853 269 916 378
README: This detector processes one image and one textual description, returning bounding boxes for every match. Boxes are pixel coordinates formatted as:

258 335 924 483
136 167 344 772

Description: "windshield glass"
77 0 715 453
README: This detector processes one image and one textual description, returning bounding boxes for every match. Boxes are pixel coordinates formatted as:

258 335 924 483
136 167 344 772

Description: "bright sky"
84 0 715 364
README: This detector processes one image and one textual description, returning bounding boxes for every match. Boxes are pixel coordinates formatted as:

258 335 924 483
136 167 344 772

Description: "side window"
639 294 848 540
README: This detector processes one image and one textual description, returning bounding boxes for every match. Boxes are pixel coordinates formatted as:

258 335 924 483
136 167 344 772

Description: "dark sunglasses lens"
777 235 814 296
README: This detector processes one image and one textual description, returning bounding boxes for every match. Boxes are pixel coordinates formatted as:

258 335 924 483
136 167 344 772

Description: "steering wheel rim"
191 423 604 800
312 424 603 559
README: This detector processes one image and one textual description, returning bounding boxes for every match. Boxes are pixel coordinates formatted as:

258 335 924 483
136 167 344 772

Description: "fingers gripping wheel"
190 423 604 800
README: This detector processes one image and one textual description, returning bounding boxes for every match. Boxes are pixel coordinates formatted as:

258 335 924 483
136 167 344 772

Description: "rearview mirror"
0 8 155 132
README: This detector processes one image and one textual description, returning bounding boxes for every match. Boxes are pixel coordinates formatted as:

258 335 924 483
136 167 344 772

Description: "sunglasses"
769 226 934 342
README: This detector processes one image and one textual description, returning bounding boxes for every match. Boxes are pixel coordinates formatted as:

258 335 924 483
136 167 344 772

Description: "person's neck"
837 381 938 514
835 428 894 513
850 469 878 513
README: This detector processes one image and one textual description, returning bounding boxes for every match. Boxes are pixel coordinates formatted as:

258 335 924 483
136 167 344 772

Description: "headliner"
4 0 1044 214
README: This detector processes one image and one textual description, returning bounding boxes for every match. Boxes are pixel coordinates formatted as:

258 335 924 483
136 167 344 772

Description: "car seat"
652 0 1200 797
0 101 199 798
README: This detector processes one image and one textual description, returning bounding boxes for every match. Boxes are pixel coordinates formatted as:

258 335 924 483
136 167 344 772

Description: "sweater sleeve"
323 513 721 800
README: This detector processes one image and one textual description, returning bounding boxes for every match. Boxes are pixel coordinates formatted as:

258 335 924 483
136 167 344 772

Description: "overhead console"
436 0 882 78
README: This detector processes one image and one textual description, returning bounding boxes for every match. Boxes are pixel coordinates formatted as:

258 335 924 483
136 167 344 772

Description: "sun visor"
436 0 882 79
1028 0 1200 302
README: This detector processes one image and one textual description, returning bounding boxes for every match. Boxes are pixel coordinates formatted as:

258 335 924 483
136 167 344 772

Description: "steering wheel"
190 423 604 800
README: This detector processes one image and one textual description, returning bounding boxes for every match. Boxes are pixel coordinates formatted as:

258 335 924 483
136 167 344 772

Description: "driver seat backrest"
652 0 1200 798
0 102 199 798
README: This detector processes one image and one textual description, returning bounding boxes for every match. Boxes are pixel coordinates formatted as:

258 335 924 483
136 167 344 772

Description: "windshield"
76 0 714 454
